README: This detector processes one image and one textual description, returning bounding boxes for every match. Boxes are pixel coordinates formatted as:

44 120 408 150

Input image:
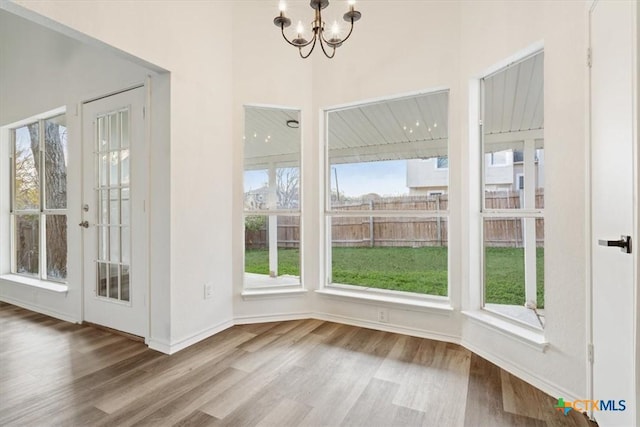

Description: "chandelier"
273 0 362 59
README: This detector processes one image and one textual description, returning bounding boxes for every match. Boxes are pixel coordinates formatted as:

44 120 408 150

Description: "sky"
244 160 409 198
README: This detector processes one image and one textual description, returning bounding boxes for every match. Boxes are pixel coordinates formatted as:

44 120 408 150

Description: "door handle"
79 221 89 228
598 235 632 254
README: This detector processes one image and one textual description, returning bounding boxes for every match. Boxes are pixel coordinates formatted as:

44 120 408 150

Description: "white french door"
589 1 637 426
81 87 148 338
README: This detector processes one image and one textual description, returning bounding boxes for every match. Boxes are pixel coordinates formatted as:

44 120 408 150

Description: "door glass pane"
44 115 68 210
98 116 107 151
109 189 120 225
120 110 129 148
97 262 107 297
121 265 130 301
99 154 108 188
109 112 120 150
109 151 120 187
46 215 67 282
121 188 130 226
98 226 108 261
15 214 39 276
122 226 130 264
14 124 40 211
121 149 130 185
108 263 119 299
109 226 120 262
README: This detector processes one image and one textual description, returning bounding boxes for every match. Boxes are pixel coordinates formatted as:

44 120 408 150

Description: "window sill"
0 274 69 293
462 310 549 352
241 287 308 300
316 287 453 315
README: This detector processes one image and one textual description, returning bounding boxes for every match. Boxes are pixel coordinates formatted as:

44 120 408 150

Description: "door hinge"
478 119 483 126
587 47 592 68
588 343 594 363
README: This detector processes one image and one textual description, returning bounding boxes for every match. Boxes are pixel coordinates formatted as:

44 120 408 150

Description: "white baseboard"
0 295 79 324
234 311 313 325
150 319 235 355
312 311 461 344
461 339 580 402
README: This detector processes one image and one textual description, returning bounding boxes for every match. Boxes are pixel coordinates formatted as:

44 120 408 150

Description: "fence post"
369 200 374 247
436 195 442 246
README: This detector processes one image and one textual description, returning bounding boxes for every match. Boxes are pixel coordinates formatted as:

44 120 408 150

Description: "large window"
243 106 301 289
481 51 544 328
325 90 449 297
10 114 68 282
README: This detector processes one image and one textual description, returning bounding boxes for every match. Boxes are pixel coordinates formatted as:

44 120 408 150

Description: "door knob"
79 221 89 228
598 235 632 254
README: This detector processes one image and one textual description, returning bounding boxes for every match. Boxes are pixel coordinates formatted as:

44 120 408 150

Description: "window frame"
323 89 451 302
9 111 68 283
242 105 303 292
479 49 545 329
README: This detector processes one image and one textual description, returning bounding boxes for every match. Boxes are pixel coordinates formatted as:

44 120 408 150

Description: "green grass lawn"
245 246 544 307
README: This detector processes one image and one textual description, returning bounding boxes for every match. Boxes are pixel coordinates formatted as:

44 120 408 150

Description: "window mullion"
39 119 46 280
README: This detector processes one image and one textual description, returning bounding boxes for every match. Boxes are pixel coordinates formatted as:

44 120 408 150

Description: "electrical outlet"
377 307 389 323
204 284 213 299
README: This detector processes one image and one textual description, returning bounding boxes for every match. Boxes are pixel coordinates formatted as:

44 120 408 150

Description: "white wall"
406 159 449 190
4 0 591 401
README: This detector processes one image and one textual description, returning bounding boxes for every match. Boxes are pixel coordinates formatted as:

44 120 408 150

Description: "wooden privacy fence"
245 191 543 249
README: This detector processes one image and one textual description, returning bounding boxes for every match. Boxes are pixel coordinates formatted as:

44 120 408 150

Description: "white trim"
313 311 459 343
315 288 453 315
462 310 548 352
241 288 308 300
149 319 235 355
242 103 301 112
461 338 580 402
2 106 66 129
234 312 312 324
0 295 78 323
475 41 545 80
0 274 68 293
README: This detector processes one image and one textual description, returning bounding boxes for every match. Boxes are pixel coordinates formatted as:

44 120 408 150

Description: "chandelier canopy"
273 0 362 59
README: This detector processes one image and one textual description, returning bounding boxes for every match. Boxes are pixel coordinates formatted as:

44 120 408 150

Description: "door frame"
80 81 151 342
586 0 639 423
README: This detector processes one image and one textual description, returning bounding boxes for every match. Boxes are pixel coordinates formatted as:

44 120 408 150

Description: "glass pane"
15 214 39 276
121 265 130 302
483 216 544 329
46 215 67 282
121 188 130 227
483 51 544 211
109 151 120 187
120 110 129 148
122 226 130 264
109 189 120 225
327 91 449 211
109 226 120 262
243 106 301 211
109 112 120 150
98 226 108 261
99 154 108 188
98 116 108 152
329 216 448 296
97 262 107 297
244 215 300 288
44 115 68 210
108 263 119 299
121 149 130 186
99 190 109 225
14 124 40 211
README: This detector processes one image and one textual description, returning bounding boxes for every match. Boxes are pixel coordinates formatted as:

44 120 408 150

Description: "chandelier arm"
318 35 336 58
299 36 318 59
280 24 316 48
338 18 356 44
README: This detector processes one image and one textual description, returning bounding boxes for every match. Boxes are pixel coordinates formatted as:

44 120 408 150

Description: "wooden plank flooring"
0 302 596 427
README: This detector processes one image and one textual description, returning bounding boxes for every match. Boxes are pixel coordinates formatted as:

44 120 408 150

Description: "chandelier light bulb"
278 0 286 12
332 20 340 37
296 20 304 36
348 0 356 5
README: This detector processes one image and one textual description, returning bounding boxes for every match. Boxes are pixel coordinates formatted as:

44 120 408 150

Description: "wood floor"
0 302 596 427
